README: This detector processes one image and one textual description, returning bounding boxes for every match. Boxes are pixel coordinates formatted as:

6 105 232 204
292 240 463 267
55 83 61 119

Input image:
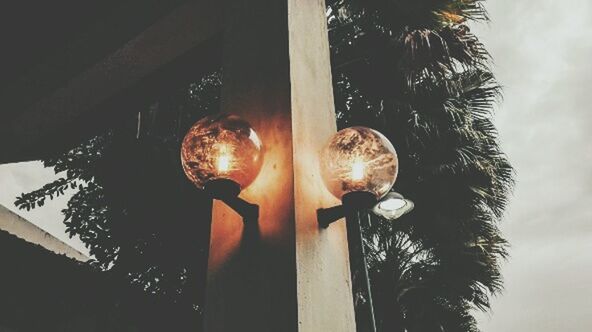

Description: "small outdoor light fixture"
318 126 400 332
181 114 264 221
372 192 414 221
318 126 399 227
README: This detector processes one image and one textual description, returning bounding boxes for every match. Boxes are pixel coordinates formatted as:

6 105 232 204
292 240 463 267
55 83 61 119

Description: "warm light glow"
351 159 365 181
216 145 232 173
181 114 264 190
320 127 398 200
217 154 231 173
439 10 465 24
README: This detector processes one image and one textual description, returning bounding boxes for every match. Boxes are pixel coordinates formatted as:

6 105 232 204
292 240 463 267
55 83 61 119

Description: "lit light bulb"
351 159 365 181
217 154 231 172
181 114 264 190
320 127 398 200
217 145 232 173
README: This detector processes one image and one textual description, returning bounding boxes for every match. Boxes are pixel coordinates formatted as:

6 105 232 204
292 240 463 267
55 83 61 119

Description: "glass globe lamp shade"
181 114 264 191
320 127 398 201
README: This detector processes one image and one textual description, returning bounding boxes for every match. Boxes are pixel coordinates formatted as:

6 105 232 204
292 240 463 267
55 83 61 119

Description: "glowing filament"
217 145 232 173
181 114 264 189
217 154 231 172
351 159 365 181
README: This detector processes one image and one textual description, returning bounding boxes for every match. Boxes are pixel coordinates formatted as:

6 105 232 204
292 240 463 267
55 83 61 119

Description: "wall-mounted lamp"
181 114 263 222
318 126 399 227
317 126 403 332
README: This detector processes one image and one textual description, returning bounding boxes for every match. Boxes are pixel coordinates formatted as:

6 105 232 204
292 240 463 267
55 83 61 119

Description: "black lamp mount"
317 191 377 228
204 179 259 222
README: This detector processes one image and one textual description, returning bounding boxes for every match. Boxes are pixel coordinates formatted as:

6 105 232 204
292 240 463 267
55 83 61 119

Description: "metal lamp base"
317 191 377 228
204 179 259 222
316 190 378 332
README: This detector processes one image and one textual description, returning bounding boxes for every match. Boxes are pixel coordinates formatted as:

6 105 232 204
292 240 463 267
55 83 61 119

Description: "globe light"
372 192 414 221
181 114 264 191
317 127 400 228
320 127 398 202
317 127 403 332
318 126 399 331
181 114 263 221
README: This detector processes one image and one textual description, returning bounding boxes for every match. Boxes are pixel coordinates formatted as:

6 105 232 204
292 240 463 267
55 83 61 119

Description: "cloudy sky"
0 0 591 330
472 0 592 330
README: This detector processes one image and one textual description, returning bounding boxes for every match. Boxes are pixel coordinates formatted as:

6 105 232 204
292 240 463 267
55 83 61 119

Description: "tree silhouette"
326 0 512 330
15 72 222 328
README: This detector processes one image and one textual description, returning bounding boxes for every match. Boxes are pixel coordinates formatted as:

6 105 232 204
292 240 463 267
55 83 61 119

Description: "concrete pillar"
203 0 356 331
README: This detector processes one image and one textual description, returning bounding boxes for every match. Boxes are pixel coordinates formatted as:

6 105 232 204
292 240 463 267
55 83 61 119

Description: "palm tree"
327 0 513 330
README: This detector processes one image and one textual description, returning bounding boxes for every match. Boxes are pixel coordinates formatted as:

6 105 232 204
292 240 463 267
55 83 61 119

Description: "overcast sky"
0 0 591 330
472 0 592 330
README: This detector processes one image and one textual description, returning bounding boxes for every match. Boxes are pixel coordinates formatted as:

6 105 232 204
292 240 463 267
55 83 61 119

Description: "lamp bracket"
204 179 259 222
317 191 377 228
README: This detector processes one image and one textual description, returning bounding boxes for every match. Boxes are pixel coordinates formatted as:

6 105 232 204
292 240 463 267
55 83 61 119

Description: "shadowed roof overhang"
0 0 223 164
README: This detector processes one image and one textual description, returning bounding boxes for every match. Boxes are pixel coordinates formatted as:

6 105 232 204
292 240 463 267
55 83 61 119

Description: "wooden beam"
0 0 222 164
